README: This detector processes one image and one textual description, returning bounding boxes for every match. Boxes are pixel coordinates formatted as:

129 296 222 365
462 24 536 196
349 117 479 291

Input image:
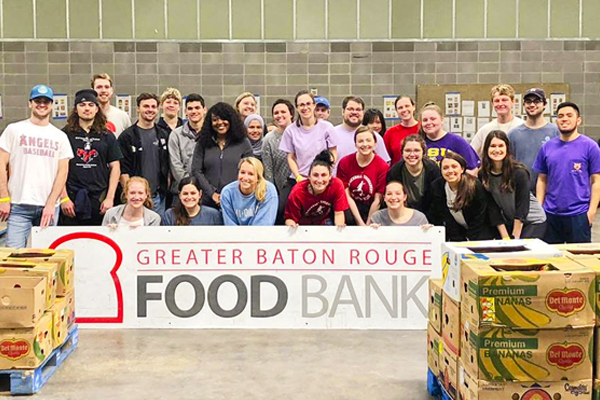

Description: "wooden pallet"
427 369 453 400
0 325 79 395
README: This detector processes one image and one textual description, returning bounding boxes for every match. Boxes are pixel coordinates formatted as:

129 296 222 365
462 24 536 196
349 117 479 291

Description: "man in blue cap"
314 96 331 121
0 84 74 247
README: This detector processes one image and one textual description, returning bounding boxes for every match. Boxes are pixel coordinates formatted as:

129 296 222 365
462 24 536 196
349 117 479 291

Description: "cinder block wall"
1 40 598 138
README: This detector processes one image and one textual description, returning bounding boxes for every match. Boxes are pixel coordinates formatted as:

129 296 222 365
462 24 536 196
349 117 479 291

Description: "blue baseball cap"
29 84 54 101
314 96 330 109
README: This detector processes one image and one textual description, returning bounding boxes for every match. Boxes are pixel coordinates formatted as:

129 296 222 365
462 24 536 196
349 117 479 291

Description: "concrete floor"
3 329 431 400
4 218 600 399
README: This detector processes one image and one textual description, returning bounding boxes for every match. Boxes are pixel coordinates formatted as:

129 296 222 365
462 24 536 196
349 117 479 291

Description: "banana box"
427 322 442 376
3 249 74 297
595 379 600 400
0 276 47 328
0 261 58 310
461 257 595 330
0 312 53 369
555 243 600 326
461 323 593 382
441 346 459 400
50 297 68 349
442 239 563 302
596 327 600 380
429 279 443 334
458 363 594 400
63 290 75 327
442 291 460 357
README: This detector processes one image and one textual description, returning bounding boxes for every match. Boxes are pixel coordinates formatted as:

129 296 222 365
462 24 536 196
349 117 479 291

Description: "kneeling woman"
221 157 279 225
102 177 161 227
162 177 223 226
370 181 429 227
429 152 493 241
285 151 349 227
479 131 546 239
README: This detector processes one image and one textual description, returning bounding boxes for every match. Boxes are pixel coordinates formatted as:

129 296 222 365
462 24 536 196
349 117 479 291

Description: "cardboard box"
442 292 460 357
428 322 442 376
594 379 600 400
461 323 593 382
50 297 68 349
459 365 593 400
596 327 600 380
63 290 75 327
461 257 595 330
0 276 47 328
556 243 600 326
4 249 74 297
0 312 53 369
442 239 563 302
429 279 443 334
0 261 57 309
441 346 459 399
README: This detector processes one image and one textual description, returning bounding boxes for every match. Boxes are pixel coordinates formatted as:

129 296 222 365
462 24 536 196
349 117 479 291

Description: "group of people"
0 75 598 248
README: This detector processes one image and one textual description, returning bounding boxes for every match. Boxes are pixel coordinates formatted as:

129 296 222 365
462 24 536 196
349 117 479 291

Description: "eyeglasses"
345 107 363 113
297 102 314 109
524 99 542 105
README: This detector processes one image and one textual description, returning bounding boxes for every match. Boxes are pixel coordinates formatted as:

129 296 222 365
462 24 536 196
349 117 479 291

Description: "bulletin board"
416 83 570 142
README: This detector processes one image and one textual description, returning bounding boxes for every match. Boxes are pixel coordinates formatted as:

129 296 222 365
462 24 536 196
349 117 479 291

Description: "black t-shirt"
65 128 123 196
139 126 161 195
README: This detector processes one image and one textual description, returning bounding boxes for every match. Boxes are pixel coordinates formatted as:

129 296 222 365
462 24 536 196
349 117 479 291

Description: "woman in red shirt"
285 150 349 227
383 95 420 165
337 126 389 226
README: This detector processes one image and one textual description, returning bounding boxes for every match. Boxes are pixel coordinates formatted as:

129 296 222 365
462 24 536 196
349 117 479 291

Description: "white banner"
32 226 444 330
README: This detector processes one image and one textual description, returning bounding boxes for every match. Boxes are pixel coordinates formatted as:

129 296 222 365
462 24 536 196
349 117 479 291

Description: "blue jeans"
152 193 166 220
7 204 60 248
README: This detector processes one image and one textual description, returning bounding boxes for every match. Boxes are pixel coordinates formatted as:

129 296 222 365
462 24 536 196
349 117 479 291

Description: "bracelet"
0 197 10 203
295 175 302 183
60 197 70 204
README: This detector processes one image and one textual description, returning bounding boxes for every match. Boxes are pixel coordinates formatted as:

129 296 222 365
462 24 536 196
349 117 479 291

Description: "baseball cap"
29 84 54 101
314 96 330 109
524 88 546 102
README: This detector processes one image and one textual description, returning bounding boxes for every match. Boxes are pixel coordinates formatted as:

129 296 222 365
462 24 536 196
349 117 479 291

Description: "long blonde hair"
238 157 267 202
121 176 154 209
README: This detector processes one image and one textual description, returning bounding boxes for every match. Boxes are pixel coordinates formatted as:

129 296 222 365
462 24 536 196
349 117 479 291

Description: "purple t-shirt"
279 120 337 178
533 135 600 216
425 133 481 170
334 124 391 163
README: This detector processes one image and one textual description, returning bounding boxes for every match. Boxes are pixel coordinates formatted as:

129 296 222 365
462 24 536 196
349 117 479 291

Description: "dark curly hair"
198 102 247 148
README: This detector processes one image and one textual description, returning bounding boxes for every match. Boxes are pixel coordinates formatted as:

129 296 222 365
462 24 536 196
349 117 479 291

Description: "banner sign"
32 226 444 330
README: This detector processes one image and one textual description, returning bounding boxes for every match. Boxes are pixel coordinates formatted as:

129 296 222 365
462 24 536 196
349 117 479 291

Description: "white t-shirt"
0 119 74 206
118 217 144 228
105 105 131 137
470 117 524 156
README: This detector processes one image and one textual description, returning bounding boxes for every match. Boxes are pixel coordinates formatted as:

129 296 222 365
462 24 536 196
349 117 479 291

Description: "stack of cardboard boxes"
0 248 75 369
555 243 600 400
428 239 600 400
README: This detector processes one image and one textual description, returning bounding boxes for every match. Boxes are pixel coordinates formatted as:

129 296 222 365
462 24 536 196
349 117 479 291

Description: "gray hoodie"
101 204 161 226
169 121 199 190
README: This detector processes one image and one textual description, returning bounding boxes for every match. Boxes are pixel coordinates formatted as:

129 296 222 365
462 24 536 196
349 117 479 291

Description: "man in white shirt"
470 84 524 155
0 85 74 247
92 73 132 137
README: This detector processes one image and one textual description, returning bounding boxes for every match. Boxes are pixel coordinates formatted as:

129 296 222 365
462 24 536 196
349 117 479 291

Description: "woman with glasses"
279 90 337 193
386 135 440 219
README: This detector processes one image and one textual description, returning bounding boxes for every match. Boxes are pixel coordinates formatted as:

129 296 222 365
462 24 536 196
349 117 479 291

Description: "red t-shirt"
285 178 349 225
337 154 389 205
383 122 421 165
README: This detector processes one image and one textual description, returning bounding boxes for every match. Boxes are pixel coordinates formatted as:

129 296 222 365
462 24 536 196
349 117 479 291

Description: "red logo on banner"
50 232 124 324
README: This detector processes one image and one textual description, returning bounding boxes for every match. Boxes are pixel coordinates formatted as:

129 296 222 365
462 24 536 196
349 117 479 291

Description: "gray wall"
1 40 598 138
